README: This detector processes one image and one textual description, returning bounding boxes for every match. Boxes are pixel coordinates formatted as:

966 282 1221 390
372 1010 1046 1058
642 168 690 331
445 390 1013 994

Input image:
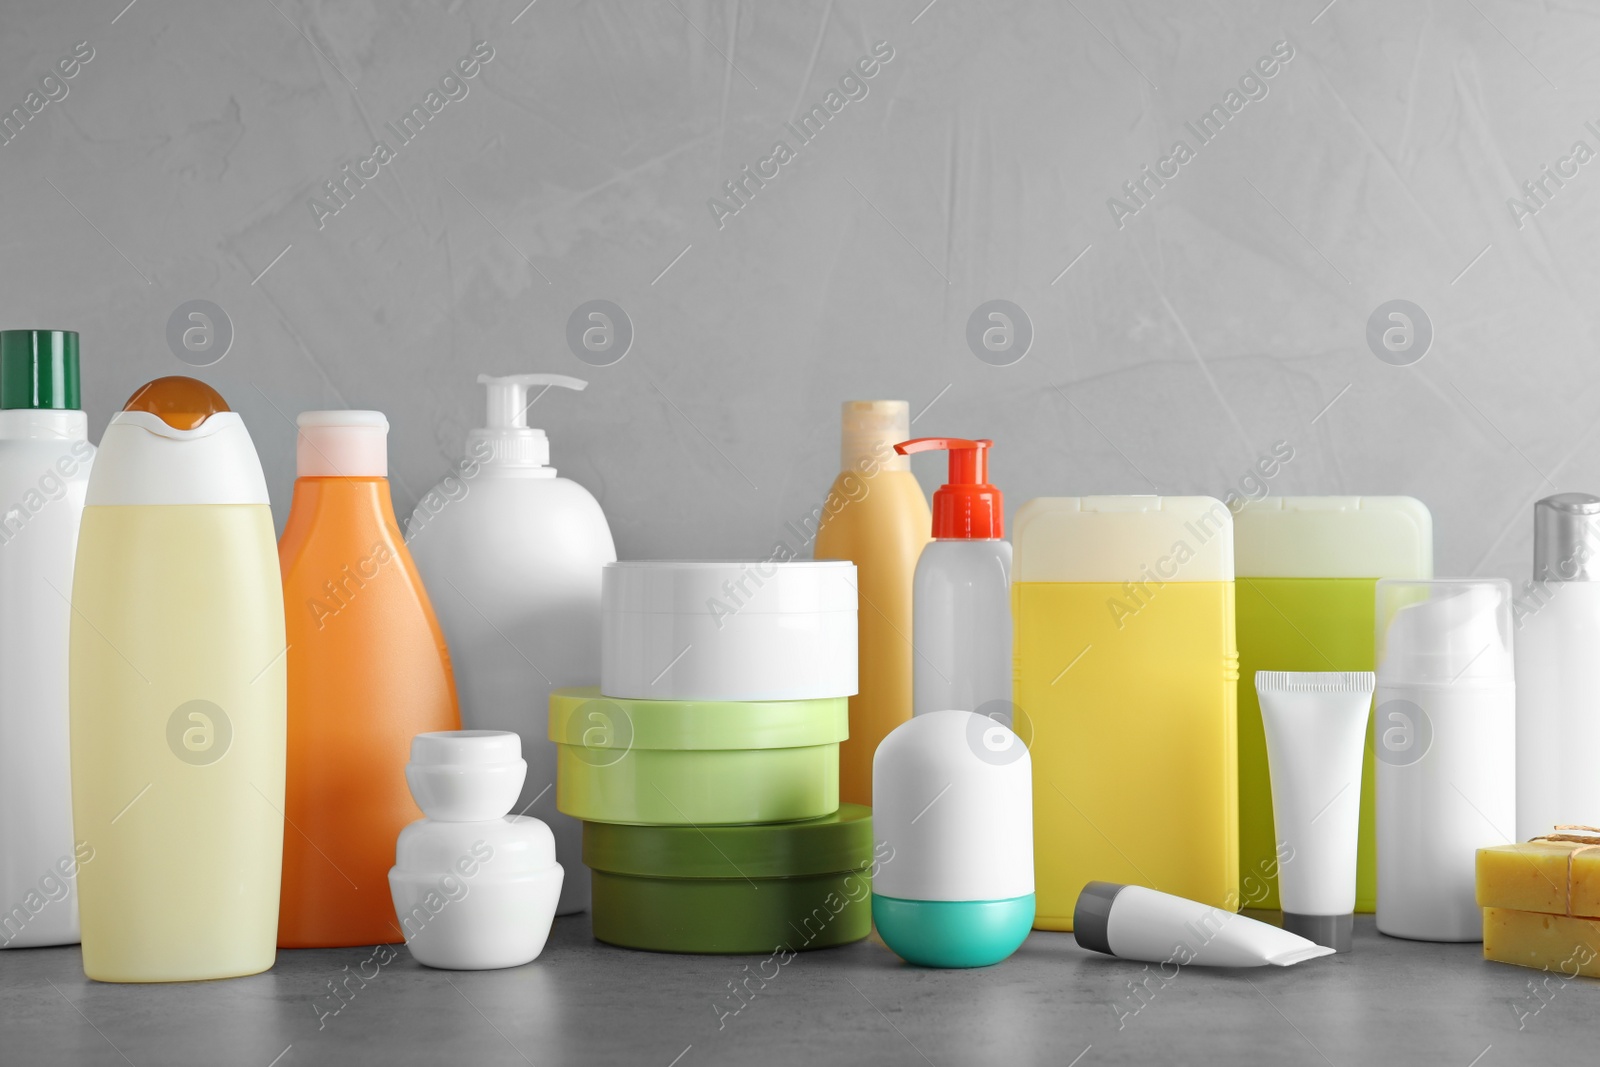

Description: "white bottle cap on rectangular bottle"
1011 496 1233 582
1234 496 1432 579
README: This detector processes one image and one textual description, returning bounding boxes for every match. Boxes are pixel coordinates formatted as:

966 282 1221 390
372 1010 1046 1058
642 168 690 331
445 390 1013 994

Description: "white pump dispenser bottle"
407 374 616 915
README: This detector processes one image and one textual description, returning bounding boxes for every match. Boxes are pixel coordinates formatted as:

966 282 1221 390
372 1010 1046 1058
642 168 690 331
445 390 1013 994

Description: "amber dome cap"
122 376 230 430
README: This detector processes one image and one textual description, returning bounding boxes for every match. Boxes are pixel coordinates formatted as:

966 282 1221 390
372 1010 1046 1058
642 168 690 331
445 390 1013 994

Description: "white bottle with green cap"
0 330 94 949
406 374 615 915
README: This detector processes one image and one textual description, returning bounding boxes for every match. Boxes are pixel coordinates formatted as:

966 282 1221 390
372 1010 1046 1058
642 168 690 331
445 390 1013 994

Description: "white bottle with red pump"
895 438 1012 719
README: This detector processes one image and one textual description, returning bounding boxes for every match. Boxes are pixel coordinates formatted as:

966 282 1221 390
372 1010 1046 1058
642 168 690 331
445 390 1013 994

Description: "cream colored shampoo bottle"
813 401 930 806
70 377 287 982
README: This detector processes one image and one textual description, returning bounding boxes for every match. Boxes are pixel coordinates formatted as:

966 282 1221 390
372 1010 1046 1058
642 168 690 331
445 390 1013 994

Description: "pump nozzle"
893 437 1002 539
473 374 588 469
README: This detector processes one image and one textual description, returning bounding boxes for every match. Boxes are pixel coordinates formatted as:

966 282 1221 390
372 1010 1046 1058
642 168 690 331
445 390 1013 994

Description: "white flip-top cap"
472 373 586 470
88 411 269 506
297 410 388 477
86 377 269 506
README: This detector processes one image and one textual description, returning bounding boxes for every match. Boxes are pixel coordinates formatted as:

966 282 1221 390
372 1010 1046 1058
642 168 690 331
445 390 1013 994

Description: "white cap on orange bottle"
296 410 388 478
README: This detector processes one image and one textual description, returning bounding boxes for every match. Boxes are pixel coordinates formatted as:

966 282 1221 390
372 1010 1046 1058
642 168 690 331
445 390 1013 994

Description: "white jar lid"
601 561 858 700
603 560 858 615
405 731 527 822
410 729 522 766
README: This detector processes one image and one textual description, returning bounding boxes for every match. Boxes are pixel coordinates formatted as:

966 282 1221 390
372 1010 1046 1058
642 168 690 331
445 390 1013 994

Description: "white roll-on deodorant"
872 708 1034 967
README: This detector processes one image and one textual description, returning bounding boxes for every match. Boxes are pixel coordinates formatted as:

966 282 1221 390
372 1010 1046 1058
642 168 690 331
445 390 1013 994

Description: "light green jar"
548 686 847 825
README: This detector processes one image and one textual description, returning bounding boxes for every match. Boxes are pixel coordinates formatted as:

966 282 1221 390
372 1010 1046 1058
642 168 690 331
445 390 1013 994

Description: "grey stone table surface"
0 913 1590 1066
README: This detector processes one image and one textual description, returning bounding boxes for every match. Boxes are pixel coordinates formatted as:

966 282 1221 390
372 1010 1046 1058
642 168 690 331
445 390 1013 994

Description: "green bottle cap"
0 330 81 410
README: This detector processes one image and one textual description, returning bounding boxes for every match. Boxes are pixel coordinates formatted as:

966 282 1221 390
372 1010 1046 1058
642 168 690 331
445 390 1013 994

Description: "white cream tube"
1074 883 1334 967
1254 670 1375 952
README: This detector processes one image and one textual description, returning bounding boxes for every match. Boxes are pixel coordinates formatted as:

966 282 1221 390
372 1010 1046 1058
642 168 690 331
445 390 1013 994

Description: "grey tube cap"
1073 881 1128 956
1283 912 1352 953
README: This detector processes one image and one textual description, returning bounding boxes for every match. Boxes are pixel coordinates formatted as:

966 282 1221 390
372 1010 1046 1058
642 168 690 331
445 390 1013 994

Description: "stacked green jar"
550 688 849 826
549 560 873 954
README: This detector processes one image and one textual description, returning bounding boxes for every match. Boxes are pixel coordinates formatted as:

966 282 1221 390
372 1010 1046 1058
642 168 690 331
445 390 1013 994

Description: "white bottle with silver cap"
1515 493 1600 841
406 374 615 915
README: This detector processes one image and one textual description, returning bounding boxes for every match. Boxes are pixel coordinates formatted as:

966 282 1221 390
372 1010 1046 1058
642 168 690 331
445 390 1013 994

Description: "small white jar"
600 560 858 701
389 731 564 969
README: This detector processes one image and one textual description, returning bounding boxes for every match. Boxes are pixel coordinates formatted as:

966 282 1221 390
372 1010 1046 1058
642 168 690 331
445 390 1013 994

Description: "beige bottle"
70 377 286 982
814 401 930 805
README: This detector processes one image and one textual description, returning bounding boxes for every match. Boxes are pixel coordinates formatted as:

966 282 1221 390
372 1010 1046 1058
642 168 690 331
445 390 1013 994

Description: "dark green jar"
584 805 875 954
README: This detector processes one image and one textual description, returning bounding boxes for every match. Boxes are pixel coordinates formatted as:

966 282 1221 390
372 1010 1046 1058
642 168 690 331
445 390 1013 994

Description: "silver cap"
1533 493 1600 581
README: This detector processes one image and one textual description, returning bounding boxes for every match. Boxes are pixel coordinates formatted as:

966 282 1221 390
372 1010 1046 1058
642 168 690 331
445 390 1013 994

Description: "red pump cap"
893 437 1002 539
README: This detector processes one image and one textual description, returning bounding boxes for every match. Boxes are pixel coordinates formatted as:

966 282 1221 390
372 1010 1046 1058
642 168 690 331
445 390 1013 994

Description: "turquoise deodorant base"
872 894 1035 968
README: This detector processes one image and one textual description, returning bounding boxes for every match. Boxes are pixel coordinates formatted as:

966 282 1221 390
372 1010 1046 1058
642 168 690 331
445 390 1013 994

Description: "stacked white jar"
599 560 859 702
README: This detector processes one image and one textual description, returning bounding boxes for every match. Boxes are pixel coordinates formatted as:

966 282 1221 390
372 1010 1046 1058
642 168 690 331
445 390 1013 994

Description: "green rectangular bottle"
1235 497 1431 913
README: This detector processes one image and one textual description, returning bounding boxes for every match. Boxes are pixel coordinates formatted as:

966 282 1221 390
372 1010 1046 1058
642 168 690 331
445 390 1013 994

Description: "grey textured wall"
3 0 1596 582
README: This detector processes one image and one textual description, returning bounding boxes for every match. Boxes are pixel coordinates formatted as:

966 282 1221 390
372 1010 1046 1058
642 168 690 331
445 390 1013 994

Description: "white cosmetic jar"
600 560 859 701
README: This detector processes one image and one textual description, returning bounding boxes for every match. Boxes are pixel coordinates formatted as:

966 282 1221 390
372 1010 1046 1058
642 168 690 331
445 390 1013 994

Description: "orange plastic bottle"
814 401 931 806
277 411 461 948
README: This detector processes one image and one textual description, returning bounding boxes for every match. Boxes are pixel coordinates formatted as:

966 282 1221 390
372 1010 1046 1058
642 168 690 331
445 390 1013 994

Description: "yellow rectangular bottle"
1013 496 1238 930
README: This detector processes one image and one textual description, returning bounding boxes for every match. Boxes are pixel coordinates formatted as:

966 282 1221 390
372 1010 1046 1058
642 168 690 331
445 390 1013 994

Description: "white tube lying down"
1074 882 1336 968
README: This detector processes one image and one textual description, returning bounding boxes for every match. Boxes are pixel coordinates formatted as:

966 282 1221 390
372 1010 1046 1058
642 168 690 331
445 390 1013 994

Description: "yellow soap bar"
1476 841 1600 918
1483 908 1600 977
